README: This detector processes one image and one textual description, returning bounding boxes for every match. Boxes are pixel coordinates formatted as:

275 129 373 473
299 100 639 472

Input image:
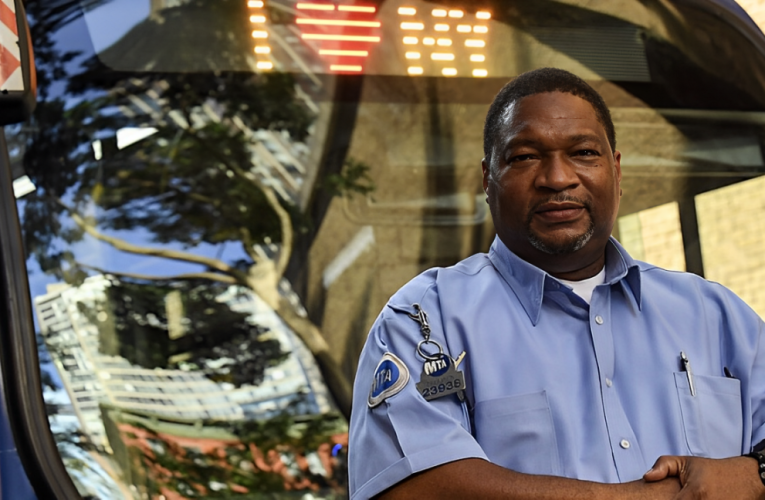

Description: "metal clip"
408 303 442 361
408 303 430 340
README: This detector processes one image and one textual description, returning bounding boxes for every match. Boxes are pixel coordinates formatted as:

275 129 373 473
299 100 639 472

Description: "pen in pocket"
680 351 696 396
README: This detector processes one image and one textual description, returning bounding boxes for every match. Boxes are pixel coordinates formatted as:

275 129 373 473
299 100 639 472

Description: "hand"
644 455 765 499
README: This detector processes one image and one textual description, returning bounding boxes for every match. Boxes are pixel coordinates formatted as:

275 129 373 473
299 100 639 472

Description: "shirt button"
620 439 630 449
605 378 613 387
595 315 604 325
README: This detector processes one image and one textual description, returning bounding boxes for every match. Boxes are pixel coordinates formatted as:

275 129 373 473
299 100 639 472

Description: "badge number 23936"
416 353 466 401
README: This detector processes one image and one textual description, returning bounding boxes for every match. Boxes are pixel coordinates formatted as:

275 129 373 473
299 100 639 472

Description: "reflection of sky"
19 202 249 311
43 9 98 100
38 0 149 101
81 0 150 54
73 228 249 281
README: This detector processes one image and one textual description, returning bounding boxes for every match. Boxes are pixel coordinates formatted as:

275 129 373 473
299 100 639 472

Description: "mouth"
534 202 586 223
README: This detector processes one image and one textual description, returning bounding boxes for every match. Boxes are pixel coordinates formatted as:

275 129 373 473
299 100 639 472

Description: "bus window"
6 0 765 498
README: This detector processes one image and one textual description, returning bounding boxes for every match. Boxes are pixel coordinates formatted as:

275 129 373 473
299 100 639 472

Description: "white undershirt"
556 267 606 305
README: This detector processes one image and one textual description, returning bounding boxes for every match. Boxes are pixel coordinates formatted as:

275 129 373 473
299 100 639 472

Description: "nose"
534 154 580 192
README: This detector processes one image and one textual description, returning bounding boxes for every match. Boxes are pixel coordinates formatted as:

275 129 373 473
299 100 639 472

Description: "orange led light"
339 5 376 12
473 69 488 77
403 36 419 44
473 25 488 33
401 22 425 30
457 25 471 33
320 49 369 56
302 33 381 42
434 24 449 31
476 11 491 19
448 10 464 18
423 37 435 45
250 15 266 22
252 30 268 38
254 46 271 54
408 66 424 75
257 61 274 69
398 7 416 15
442 68 457 76
437 38 452 46
465 39 485 47
297 18 381 27
248 0 264 7
431 52 455 61
469 54 485 62
331 64 363 72
297 3 335 10
405 51 421 59
432 9 447 17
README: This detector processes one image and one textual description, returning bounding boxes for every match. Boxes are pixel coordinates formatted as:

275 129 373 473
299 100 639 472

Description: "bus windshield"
10 0 765 498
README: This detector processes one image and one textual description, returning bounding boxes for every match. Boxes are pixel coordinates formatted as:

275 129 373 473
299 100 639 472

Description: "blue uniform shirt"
349 236 765 500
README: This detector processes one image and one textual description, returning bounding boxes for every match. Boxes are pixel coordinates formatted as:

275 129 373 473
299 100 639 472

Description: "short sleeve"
348 284 487 500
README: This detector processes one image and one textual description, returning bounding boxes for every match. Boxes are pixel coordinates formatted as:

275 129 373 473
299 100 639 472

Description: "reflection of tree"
324 158 375 199
21 0 373 417
82 278 288 387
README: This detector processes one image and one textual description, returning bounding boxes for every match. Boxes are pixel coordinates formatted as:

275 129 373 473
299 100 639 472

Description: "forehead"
496 91 605 146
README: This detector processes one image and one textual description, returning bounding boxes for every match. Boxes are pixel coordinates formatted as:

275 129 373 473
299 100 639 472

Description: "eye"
575 149 599 157
508 154 535 163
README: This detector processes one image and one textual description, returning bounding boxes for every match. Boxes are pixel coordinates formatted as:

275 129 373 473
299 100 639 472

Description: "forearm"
377 458 680 500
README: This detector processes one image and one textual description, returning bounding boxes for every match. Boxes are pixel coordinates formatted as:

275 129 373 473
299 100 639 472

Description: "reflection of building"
695 177 765 318
619 177 765 320
105 78 315 206
735 1 765 33
35 276 243 449
35 275 332 450
618 202 686 272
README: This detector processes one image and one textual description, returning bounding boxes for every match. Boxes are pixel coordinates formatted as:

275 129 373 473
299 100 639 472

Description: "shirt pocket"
473 390 561 475
674 372 743 457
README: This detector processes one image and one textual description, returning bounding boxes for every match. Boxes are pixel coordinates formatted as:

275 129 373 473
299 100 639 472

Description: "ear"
482 157 491 196
613 150 622 185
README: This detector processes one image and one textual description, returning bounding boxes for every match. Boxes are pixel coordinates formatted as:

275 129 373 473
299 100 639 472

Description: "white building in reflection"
34 275 332 450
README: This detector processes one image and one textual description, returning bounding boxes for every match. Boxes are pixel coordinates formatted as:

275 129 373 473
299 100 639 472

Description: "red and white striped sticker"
0 0 22 91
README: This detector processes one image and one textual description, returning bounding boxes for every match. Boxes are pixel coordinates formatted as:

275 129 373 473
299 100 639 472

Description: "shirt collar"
487 235 642 326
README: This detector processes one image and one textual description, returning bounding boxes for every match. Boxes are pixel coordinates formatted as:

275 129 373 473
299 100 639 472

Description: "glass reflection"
24 0 353 497
13 0 765 498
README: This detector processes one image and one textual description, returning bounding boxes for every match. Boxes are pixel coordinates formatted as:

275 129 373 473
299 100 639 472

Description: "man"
348 68 765 499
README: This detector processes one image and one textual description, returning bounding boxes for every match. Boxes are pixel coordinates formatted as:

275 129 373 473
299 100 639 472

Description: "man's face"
482 91 621 272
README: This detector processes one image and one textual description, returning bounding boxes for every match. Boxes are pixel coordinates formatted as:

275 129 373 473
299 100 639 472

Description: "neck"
499 234 608 281
547 256 605 281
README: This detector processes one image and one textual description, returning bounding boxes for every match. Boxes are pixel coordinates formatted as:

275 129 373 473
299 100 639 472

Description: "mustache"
528 194 592 214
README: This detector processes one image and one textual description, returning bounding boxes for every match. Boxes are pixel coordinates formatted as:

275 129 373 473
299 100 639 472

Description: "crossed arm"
377 455 765 500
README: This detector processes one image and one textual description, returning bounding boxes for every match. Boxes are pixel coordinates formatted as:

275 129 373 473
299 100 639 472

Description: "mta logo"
371 359 400 397
372 368 393 393
424 356 449 376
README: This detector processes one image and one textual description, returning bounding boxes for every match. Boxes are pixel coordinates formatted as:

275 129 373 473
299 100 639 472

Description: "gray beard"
526 215 595 255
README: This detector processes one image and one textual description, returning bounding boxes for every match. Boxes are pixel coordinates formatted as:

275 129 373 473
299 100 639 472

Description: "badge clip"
408 303 467 402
